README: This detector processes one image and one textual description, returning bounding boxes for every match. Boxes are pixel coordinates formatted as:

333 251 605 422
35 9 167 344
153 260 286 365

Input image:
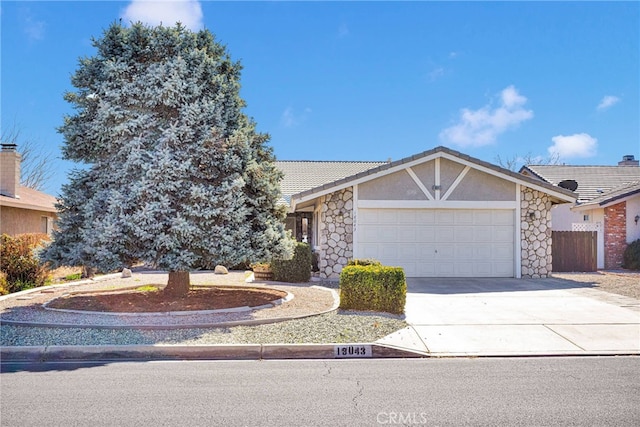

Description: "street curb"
0 343 426 362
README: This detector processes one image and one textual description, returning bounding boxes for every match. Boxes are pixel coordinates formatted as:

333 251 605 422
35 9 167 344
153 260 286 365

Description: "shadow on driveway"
406 277 596 295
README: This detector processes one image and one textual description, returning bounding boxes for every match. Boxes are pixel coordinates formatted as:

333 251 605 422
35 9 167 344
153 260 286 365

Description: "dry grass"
552 271 640 300
49 266 83 282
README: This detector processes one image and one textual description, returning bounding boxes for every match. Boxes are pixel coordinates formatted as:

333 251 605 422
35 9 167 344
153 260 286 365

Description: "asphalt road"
1 357 638 426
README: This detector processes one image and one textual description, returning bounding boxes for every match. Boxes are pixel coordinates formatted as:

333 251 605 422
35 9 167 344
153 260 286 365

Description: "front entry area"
356 208 515 277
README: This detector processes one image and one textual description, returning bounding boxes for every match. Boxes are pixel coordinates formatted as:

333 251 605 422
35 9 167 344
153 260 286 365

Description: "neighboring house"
278 146 576 279
520 155 640 270
0 144 57 236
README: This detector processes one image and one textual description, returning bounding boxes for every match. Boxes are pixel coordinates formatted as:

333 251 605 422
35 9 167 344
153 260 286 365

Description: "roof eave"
290 146 577 207
0 198 57 213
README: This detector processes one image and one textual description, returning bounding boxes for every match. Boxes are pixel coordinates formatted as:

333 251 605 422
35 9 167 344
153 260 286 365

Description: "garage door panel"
398 244 417 259
397 227 416 242
416 210 436 225
357 208 514 278
397 210 416 224
436 211 454 225
378 227 397 242
492 243 513 259
360 243 381 259
492 226 513 242
455 226 475 242
492 210 514 225
436 227 454 242
416 226 435 241
378 210 398 224
455 210 474 224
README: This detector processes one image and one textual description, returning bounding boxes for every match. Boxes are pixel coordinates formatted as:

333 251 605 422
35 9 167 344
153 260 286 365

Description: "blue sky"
2 1 639 196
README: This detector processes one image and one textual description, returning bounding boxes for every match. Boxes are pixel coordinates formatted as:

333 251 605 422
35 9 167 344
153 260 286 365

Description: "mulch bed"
45 287 288 313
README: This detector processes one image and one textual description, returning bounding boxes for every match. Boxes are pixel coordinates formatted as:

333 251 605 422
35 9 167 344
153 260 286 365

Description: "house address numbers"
334 345 372 358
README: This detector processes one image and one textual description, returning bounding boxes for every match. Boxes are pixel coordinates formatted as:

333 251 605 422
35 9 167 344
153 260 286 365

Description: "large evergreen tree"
43 23 292 296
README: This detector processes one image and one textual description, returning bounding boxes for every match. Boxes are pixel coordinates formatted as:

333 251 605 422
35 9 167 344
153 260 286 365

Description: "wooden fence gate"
552 231 597 272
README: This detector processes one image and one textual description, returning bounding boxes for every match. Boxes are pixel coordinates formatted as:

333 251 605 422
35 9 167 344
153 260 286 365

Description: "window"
40 216 52 234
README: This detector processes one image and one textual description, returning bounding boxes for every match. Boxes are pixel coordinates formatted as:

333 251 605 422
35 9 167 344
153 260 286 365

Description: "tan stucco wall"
447 168 516 201
410 161 436 190
358 170 427 200
439 158 467 194
0 206 56 236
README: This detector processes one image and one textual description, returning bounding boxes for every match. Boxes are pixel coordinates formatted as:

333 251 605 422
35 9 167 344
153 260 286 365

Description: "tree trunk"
164 271 190 297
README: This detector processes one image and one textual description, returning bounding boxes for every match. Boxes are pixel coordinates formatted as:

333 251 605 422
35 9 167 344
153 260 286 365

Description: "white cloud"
121 0 204 31
427 67 445 82
338 22 350 38
548 133 598 159
439 85 534 147
280 107 312 128
596 95 620 111
20 9 45 41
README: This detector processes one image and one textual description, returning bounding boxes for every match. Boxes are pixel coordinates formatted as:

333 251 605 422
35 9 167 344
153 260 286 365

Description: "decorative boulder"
214 265 229 275
121 268 132 278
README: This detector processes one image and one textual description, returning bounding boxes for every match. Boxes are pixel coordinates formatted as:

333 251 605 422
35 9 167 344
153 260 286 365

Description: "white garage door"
357 209 514 277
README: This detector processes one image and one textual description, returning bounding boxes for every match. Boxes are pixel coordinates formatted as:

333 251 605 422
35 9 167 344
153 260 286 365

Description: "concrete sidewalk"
377 278 640 357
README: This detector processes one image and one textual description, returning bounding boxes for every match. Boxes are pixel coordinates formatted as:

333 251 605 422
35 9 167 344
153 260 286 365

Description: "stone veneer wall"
318 188 354 278
604 202 626 269
520 187 552 278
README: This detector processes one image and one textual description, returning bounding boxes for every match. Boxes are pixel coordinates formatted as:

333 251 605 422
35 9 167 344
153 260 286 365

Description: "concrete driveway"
377 277 640 356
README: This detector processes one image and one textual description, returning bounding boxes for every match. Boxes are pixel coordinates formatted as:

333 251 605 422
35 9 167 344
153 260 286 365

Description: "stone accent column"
604 202 626 269
318 188 354 278
520 187 552 278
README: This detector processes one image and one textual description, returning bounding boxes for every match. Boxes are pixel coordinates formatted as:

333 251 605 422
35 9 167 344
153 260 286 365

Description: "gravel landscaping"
0 310 406 346
551 271 640 300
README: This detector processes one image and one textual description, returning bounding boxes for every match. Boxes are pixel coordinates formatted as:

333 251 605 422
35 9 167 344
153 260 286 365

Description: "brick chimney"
0 143 21 198
618 154 639 166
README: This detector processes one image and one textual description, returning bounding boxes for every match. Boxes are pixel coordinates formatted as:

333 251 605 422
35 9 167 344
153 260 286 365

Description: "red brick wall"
604 202 626 269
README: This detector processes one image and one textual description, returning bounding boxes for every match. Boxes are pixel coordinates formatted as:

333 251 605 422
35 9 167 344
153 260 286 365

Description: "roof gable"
286 146 576 208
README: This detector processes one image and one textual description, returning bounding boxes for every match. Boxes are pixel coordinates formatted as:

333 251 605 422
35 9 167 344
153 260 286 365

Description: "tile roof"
576 180 640 208
521 165 640 202
278 146 576 207
0 185 57 213
276 160 387 204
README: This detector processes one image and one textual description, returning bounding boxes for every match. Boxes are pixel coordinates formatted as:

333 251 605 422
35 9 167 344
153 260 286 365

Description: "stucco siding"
0 206 56 236
448 169 516 201
410 161 436 191
358 170 427 200
626 194 640 243
439 158 467 195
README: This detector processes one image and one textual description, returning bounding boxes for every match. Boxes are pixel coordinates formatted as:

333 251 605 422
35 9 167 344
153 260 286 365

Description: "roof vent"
558 179 578 191
618 154 639 166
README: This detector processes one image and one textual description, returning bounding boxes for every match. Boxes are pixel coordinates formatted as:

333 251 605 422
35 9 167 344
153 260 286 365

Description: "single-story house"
277 146 576 279
0 144 57 236
520 155 640 269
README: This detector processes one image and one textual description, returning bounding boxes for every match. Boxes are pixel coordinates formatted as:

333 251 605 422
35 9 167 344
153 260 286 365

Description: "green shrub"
339 265 406 314
347 258 382 267
0 233 51 293
0 271 8 295
271 242 312 283
622 239 640 270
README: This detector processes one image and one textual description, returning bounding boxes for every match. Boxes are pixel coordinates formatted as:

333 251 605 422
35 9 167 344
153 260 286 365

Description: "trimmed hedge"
0 233 51 293
271 242 312 283
339 265 406 314
622 239 640 270
347 258 382 267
